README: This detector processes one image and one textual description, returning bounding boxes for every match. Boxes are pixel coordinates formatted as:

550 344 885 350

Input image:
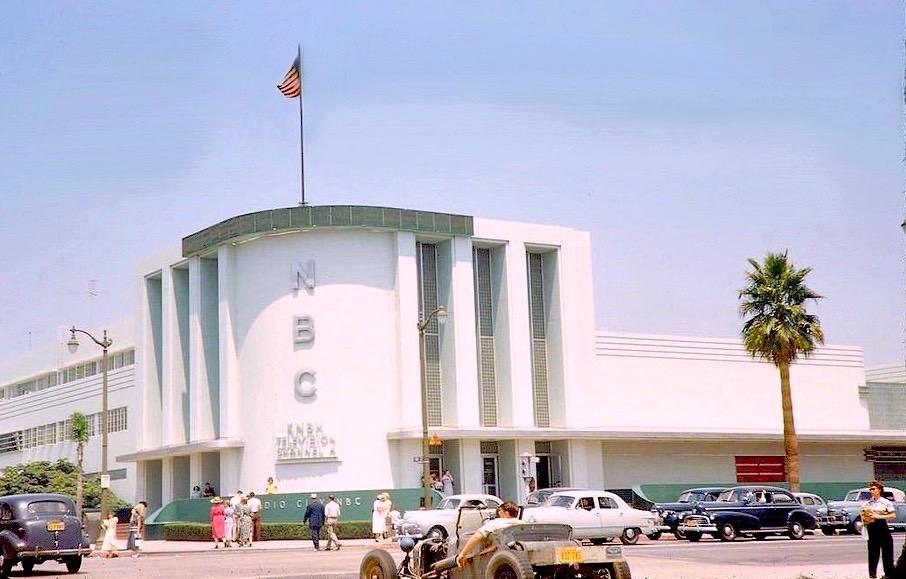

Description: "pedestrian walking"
223 501 235 547
125 501 147 558
303 493 325 551
324 494 342 551
863 480 896 579
210 497 226 548
237 497 253 547
247 491 263 542
100 512 119 558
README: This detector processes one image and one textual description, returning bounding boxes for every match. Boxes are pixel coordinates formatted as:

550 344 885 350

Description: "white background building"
2 205 902 510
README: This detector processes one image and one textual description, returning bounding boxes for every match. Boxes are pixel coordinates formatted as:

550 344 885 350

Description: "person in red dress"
210 497 226 548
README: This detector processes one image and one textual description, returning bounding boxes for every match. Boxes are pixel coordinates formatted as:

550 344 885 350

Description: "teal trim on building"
182 206 475 258
145 487 441 527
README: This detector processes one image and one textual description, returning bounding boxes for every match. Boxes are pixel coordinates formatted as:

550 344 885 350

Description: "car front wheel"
0 542 14 577
20 559 35 573
788 520 805 540
850 519 864 535
359 549 398 579
719 522 737 542
620 527 640 545
646 530 662 541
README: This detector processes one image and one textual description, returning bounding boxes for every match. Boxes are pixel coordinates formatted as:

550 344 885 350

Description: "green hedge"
162 520 374 541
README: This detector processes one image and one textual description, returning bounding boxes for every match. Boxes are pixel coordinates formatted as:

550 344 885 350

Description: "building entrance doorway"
482 456 498 496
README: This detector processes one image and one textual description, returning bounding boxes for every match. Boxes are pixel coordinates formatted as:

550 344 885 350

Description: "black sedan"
650 487 727 540
0 493 91 576
678 485 818 542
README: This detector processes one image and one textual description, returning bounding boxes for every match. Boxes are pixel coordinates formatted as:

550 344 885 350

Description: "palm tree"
69 412 90 519
738 251 824 492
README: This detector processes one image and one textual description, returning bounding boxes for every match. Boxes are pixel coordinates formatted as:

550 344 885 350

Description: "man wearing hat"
303 493 326 551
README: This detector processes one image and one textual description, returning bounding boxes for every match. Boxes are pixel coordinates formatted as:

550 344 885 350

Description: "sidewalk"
131 539 870 578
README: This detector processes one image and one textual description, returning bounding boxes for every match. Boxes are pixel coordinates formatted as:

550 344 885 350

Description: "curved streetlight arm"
417 306 447 333
68 327 112 350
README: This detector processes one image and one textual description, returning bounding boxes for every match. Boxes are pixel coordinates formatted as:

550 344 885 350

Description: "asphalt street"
13 533 903 579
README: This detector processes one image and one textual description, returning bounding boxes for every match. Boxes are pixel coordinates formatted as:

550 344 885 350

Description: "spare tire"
486 550 533 579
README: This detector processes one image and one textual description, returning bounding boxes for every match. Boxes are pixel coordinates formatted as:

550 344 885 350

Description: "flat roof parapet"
182 205 474 258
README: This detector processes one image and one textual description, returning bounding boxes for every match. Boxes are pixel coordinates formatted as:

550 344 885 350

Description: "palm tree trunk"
76 444 84 519
779 362 800 492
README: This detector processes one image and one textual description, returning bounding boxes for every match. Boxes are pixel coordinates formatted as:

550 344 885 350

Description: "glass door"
482 456 498 496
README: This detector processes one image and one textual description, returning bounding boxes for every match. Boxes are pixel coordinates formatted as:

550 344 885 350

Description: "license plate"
47 521 65 532
557 547 583 564
685 520 698 527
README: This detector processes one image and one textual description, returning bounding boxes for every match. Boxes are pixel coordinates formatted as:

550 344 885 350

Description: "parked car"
793 492 828 534
678 485 818 542
650 487 727 540
525 487 588 507
822 487 906 536
521 489 658 545
395 494 502 540
362 504 632 579
0 493 91 576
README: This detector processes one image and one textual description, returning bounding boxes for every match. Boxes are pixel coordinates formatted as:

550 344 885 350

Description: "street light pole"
67 327 112 522
417 306 446 509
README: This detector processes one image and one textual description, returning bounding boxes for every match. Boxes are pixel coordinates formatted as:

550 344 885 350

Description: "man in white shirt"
247 492 263 542
324 494 342 551
456 501 521 568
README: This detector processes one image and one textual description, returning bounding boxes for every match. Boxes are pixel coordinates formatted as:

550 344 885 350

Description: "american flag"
277 55 301 98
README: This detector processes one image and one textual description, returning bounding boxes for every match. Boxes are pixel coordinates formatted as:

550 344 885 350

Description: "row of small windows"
0 407 128 455
0 349 134 401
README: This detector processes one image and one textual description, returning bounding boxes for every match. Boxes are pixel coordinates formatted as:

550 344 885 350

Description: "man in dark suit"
303 493 326 551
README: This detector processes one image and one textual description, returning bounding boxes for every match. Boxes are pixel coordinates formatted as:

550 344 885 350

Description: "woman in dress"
442 470 455 496
209 497 226 548
237 497 253 547
100 512 119 558
222 501 235 548
372 493 389 541
125 501 147 558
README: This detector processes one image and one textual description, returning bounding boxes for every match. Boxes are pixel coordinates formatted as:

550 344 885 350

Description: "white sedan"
522 490 658 545
395 493 502 540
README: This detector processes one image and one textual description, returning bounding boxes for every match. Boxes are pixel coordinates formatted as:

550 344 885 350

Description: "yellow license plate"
685 520 697 527
47 521 65 532
557 547 583 564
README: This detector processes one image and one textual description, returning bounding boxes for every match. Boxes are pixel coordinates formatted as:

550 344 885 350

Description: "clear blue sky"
1 1 902 365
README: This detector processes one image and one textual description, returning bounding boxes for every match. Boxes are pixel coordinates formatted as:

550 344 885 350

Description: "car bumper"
679 516 717 534
819 514 851 528
17 546 91 558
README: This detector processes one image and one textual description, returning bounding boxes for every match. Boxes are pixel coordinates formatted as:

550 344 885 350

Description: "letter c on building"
295 370 317 398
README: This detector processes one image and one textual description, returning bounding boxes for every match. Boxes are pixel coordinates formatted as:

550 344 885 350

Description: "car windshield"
436 498 460 510
845 491 870 502
678 491 705 503
544 496 575 508
27 501 70 516
526 490 553 505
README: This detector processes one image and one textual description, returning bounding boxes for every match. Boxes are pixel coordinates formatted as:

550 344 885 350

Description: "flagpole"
297 44 306 206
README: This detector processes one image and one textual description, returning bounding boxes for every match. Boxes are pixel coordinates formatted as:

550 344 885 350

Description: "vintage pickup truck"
822 487 906 535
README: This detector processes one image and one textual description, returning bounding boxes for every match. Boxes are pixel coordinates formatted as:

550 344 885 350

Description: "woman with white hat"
372 492 390 542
